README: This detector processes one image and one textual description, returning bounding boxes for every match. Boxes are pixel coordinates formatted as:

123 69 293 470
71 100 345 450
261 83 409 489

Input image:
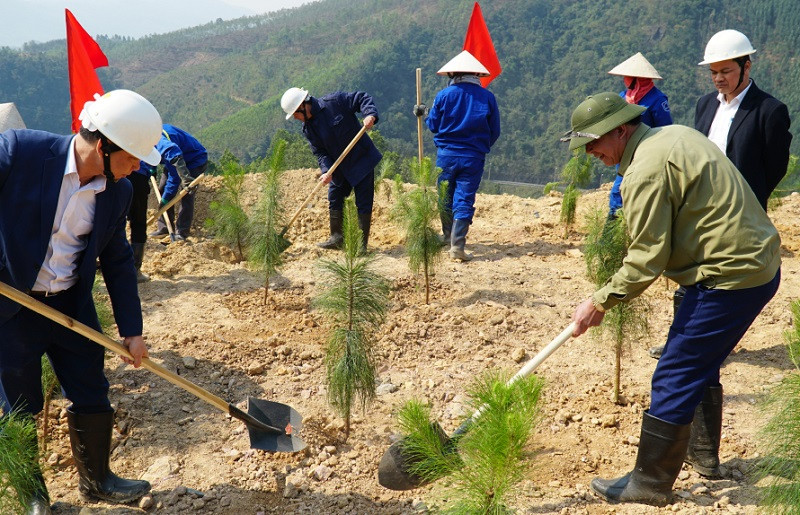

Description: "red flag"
462 2 501 87
66 9 108 133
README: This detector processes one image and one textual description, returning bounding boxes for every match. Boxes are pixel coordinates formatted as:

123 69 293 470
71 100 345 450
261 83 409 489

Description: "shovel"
378 322 576 490
278 125 368 247
150 175 178 242
147 174 206 226
0 281 305 453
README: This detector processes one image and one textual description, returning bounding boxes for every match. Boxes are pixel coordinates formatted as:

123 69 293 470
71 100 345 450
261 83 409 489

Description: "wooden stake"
416 68 424 165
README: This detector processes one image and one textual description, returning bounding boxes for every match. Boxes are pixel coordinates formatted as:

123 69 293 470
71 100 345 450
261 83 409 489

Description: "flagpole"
416 67 423 165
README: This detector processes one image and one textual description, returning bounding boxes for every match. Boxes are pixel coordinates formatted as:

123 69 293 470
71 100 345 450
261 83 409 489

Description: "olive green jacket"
593 124 781 311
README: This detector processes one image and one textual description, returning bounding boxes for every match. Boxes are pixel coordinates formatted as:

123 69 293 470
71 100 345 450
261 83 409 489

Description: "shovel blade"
378 422 452 491
246 397 306 453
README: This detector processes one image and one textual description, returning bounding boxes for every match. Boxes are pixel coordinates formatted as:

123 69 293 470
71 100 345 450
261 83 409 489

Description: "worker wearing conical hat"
606 52 672 219
426 50 500 262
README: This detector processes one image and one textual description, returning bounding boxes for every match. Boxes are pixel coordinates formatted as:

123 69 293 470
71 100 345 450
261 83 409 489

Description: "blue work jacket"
426 82 500 159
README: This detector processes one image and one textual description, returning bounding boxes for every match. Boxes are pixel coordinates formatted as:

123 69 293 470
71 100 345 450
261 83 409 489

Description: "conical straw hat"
0 102 26 131
607 52 663 79
437 50 490 77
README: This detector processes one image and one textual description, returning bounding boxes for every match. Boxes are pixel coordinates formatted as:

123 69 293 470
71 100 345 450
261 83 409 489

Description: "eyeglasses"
560 130 600 142
294 104 305 115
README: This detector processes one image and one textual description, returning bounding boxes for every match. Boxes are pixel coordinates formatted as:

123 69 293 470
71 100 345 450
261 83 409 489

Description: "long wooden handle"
0 281 230 414
150 175 176 236
416 67 423 165
452 322 576 437
147 174 206 226
281 125 368 235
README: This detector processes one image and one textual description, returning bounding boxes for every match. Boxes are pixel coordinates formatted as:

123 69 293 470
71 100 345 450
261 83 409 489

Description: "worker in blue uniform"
149 124 208 240
0 90 161 513
606 52 672 218
425 50 500 261
281 87 382 251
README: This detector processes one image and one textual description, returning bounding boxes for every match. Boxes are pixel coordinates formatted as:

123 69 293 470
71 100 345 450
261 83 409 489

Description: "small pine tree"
397 372 544 513
391 157 444 304
248 139 287 304
757 299 800 513
583 207 649 403
546 152 593 237
0 410 42 514
205 151 250 261
314 197 389 439
376 152 399 202
40 357 59 453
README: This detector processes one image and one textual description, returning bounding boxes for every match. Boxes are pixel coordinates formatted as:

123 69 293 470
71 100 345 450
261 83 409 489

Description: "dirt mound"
41 170 800 514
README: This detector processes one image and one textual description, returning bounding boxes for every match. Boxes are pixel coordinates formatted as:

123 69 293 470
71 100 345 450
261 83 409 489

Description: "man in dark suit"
0 90 162 513
695 29 792 211
281 87 382 251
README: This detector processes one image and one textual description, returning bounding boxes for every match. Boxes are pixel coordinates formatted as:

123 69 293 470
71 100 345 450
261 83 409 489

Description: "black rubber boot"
131 242 150 283
685 385 723 478
358 212 372 253
318 209 344 250
449 218 473 261
591 411 691 506
649 287 686 359
67 409 150 503
439 211 453 247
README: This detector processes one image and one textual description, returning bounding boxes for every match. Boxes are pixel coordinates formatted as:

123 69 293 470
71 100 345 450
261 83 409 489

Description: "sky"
1 0 312 48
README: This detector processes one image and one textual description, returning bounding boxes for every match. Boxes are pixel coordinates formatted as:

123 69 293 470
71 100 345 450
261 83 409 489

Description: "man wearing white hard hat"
0 89 162 513
606 52 672 218
425 50 500 261
695 29 791 211
281 87 381 251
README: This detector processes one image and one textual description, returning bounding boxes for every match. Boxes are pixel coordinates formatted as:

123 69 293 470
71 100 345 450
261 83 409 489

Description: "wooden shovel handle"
281 125 368 235
452 322 576 437
0 281 230 414
147 174 206 226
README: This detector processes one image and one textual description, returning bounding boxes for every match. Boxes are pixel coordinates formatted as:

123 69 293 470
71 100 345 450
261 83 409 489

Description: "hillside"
36 172 800 514
3 0 800 184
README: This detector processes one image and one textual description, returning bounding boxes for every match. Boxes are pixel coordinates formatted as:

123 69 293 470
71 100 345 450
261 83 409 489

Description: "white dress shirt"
33 137 107 293
707 80 753 153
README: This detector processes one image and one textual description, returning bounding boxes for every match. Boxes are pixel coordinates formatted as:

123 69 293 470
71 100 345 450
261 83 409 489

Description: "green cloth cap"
561 92 646 151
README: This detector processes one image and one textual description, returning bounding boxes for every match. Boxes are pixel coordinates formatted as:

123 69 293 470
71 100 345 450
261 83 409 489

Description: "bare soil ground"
41 169 800 514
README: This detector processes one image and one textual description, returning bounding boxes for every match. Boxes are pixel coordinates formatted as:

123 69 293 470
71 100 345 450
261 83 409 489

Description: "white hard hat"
608 52 663 79
437 50 490 77
281 87 309 120
79 89 162 165
0 102 26 131
698 30 756 65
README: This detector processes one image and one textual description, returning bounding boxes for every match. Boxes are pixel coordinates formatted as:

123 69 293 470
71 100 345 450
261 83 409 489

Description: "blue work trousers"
328 170 374 214
650 270 780 424
0 288 111 416
436 155 485 222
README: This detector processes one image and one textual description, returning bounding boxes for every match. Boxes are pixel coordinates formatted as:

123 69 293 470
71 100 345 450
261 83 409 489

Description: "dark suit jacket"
302 92 382 187
695 80 792 210
0 129 142 336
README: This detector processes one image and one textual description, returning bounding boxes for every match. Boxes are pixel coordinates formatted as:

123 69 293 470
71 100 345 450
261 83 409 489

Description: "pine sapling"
205 151 250 261
248 139 287 304
0 409 42 514
391 156 444 304
314 197 389 439
396 372 544 513
583 207 649 403
757 299 800 513
40 357 60 453
545 152 593 237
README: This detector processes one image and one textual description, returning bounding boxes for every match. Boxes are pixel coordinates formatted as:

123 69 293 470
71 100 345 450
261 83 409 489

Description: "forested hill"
3 0 800 184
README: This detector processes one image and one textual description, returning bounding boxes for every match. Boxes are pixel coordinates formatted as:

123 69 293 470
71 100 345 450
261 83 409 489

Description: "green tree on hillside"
314 198 389 439
248 139 288 304
583 207 649 404
205 151 250 261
